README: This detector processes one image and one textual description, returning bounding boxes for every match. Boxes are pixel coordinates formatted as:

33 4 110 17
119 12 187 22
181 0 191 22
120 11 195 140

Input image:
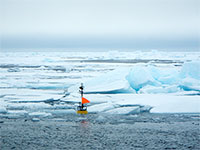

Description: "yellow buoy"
76 104 88 114
77 110 88 114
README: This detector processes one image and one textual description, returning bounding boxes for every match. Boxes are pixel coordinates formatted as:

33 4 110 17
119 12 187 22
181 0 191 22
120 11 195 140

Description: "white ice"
0 51 200 116
85 94 200 114
80 61 200 94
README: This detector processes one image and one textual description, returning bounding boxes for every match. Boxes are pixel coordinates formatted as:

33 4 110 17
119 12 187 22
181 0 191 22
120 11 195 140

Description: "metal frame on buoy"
77 83 88 114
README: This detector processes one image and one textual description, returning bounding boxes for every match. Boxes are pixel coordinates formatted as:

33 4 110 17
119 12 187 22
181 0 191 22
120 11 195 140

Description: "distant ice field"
0 50 200 118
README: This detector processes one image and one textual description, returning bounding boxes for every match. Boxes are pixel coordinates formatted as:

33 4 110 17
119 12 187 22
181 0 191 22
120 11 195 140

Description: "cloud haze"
1 0 200 49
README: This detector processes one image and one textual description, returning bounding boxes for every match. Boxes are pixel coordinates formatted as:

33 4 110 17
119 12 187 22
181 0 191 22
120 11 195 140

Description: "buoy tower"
77 83 90 114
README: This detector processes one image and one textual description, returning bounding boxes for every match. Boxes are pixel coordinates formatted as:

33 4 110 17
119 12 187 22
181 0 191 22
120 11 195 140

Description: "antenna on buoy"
80 83 84 98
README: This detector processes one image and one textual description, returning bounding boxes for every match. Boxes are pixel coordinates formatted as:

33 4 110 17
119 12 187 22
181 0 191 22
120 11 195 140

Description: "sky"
0 0 200 50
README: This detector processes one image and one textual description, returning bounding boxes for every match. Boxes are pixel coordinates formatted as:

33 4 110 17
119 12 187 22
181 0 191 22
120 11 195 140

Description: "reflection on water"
80 120 89 129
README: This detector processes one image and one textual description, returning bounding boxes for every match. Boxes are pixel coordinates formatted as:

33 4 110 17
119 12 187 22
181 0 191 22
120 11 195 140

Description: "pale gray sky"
1 0 200 49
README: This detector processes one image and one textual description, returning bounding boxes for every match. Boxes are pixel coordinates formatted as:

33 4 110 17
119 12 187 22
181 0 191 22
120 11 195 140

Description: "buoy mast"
79 83 84 108
77 83 90 114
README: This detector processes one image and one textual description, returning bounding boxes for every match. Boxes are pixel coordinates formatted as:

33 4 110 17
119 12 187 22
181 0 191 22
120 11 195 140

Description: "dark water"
1 113 200 150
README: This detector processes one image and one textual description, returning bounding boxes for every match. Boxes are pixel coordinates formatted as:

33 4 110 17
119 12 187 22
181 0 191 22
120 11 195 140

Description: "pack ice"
0 51 200 117
67 61 200 114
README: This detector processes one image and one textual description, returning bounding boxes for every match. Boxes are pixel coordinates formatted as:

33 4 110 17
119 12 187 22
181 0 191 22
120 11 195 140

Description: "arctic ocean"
1 49 200 150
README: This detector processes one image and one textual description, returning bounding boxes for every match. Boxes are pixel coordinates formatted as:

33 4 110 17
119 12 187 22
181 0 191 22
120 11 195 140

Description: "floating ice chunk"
7 110 28 116
6 115 22 119
42 58 54 63
27 84 68 90
0 106 7 114
7 68 20 72
29 112 52 118
7 103 51 111
105 106 141 115
32 118 40 122
140 105 153 113
87 102 117 113
45 109 75 115
46 66 67 72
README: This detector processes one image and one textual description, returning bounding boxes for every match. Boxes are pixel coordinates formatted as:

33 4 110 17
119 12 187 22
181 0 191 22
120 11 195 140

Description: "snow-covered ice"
0 50 200 117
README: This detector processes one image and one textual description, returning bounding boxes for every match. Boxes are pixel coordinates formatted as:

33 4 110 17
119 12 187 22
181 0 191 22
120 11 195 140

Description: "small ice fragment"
32 118 40 122
0 107 7 114
7 68 20 72
29 112 52 118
